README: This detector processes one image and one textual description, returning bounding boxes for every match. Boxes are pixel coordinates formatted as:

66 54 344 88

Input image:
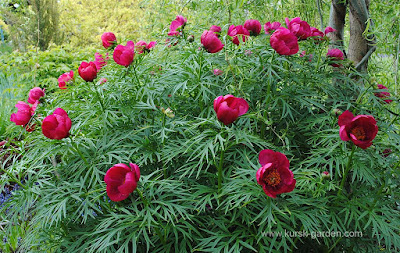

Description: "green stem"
217 148 225 194
337 145 356 196
92 82 105 112
132 64 141 85
0 167 26 190
136 188 148 206
68 136 89 166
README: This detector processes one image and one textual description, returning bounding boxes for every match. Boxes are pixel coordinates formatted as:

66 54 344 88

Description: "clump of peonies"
104 163 141 202
135 41 156 54
326 48 344 67
94 52 109 72
42 108 72 140
227 25 250 45
10 101 37 126
213 95 249 125
213 69 223 76
375 84 393 104
270 28 299 55
244 19 262 36
78 61 98 82
58 70 74 89
338 110 378 149
285 17 311 40
256 149 296 198
201 30 224 53
28 87 45 104
168 15 187 36
264 21 281 34
101 32 117 49
113 41 135 67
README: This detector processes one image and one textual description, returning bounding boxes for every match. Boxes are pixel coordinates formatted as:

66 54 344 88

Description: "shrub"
1 16 399 253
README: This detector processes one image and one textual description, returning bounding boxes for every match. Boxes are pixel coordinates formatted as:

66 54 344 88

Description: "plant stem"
68 136 89 166
217 148 225 194
136 188 148 206
337 145 356 196
92 82 105 112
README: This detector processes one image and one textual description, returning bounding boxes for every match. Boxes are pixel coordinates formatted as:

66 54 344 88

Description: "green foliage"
1 19 399 252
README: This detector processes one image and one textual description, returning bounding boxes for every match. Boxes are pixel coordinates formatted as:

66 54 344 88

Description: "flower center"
351 126 366 140
264 170 281 187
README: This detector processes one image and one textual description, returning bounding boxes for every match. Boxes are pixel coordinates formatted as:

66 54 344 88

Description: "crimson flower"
213 95 249 125
270 28 299 55
213 69 223 76
256 149 296 198
135 41 157 54
264 21 281 34
201 30 224 53
42 108 72 140
326 48 344 67
28 87 45 104
375 84 393 104
10 101 37 126
338 110 378 149
104 163 141 202
244 19 262 36
168 15 187 36
227 25 250 45
209 25 221 36
94 52 109 72
78 61 98 82
113 41 135 67
101 32 117 49
285 17 311 40
58 70 74 89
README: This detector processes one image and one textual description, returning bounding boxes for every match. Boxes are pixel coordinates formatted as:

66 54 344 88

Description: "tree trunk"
348 0 375 72
328 0 348 54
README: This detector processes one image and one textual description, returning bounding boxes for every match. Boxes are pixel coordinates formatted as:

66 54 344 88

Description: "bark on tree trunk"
328 0 348 54
348 0 375 72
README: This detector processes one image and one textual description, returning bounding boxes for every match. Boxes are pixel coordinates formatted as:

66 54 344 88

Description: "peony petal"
130 163 141 182
258 149 276 166
106 184 129 202
117 172 137 195
338 110 354 127
339 125 350 141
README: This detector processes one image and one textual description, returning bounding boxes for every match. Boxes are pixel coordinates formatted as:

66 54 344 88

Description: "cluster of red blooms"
10 15 394 202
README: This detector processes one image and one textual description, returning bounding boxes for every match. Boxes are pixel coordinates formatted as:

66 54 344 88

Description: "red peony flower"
135 41 157 54
10 101 37 126
227 25 250 45
104 163 141 202
256 149 296 198
209 25 221 36
375 84 393 104
270 28 299 55
326 48 344 67
244 19 262 36
213 69 223 76
285 17 311 40
338 110 378 149
94 52 109 72
113 41 135 67
101 32 117 49
201 30 224 53
78 61 97 82
42 108 71 140
324 26 336 35
264 21 281 34
310 27 324 38
28 87 45 104
58 70 74 89
168 15 187 36
213 95 249 125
